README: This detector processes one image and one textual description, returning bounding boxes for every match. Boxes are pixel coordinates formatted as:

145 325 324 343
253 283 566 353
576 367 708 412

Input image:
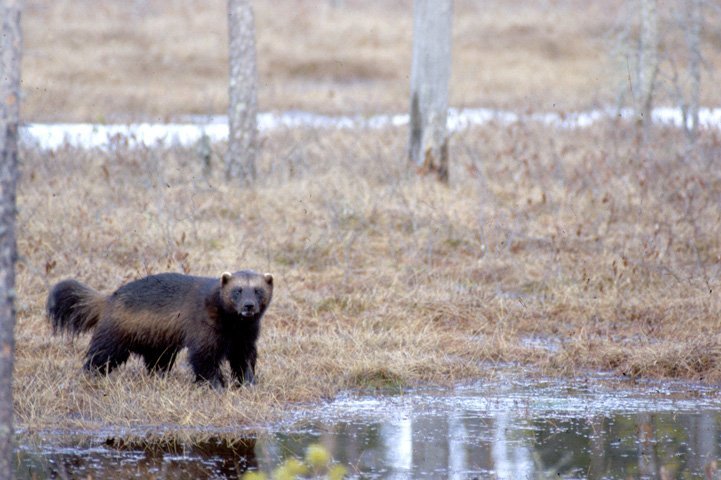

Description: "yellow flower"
328 464 348 480
284 458 309 476
241 471 267 480
271 465 294 480
304 443 331 469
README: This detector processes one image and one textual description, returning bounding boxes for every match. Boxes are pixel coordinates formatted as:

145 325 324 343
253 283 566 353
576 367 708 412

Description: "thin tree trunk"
686 0 702 141
226 0 258 182
638 0 659 131
408 0 453 183
0 0 22 477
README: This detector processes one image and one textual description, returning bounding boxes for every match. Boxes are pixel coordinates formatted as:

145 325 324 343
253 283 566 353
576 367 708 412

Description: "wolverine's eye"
254 288 263 297
234 288 242 298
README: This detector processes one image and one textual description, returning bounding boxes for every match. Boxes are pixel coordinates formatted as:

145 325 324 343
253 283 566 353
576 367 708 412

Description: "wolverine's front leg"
188 343 225 389
229 347 257 386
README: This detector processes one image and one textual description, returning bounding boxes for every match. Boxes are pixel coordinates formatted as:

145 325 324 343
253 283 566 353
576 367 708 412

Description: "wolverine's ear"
264 273 273 285
221 272 233 285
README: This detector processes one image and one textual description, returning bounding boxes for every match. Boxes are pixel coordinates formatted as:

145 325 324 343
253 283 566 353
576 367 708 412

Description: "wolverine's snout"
240 302 258 316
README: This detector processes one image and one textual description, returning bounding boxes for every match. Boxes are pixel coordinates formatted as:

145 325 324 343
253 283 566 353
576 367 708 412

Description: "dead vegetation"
14 0 721 441
13 120 721 433
24 0 721 123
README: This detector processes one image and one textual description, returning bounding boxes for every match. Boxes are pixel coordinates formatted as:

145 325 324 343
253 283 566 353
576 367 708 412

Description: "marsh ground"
14 121 721 433
13 0 721 445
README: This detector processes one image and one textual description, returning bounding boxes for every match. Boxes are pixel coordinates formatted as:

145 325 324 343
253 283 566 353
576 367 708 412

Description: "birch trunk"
408 0 452 183
686 0 702 140
638 0 658 129
226 0 258 182
0 0 22 477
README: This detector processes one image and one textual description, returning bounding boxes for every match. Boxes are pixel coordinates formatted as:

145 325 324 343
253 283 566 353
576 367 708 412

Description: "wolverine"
46 270 273 388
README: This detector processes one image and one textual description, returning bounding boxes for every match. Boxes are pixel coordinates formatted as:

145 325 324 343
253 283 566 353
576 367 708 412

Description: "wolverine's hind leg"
84 324 130 375
142 348 178 375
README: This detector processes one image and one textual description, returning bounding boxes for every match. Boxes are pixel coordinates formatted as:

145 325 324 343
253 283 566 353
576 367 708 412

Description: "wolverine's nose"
241 303 256 314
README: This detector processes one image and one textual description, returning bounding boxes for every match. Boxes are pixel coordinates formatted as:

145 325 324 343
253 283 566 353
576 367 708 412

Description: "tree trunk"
226 0 258 182
0 0 22 477
686 0 702 141
408 0 453 183
638 0 658 131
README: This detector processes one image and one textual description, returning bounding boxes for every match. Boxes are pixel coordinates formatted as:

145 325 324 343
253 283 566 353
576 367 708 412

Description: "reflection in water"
16 436 256 479
448 413 466 480
15 378 721 479
382 414 412 476
492 412 533 479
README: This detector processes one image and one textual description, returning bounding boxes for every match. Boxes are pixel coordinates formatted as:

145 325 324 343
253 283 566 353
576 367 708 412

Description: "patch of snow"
21 106 721 151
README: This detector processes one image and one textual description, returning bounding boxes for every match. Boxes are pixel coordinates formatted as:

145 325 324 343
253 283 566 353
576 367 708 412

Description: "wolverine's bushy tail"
47 279 106 335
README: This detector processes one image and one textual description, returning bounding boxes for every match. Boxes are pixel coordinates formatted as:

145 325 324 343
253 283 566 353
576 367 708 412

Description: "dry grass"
24 0 721 122
13 120 721 434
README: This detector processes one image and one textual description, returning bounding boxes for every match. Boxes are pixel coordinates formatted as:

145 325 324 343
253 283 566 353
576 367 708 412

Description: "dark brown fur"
47 270 273 388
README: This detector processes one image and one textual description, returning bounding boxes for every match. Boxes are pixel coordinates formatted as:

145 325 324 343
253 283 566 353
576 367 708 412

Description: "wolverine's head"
220 270 273 318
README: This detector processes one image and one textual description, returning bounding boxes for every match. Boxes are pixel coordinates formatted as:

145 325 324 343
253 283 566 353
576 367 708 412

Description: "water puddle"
20 106 721 150
15 375 721 479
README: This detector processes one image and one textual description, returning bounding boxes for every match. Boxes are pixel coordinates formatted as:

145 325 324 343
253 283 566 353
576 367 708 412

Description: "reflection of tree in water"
16 436 257 480
687 412 717 474
530 412 720 479
530 417 590 477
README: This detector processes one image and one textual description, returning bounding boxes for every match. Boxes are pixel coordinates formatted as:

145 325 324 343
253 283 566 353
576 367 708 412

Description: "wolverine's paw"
195 374 226 390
